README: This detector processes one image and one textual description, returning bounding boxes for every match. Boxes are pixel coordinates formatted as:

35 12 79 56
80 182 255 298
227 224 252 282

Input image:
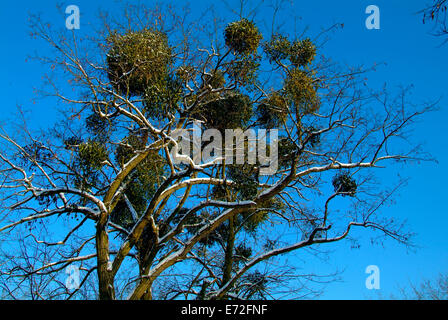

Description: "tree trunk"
96 225 115 300
221 216 235 291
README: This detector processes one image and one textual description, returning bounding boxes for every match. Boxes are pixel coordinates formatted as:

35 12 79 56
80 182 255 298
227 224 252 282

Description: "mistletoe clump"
305 126 321 147
110 182 147 229
241 196 284 233
143 74 183 119
284 68 320 114
86 113 109 135
194 91 253 130
210 164 258 201
115 134 146 165
77 140 108 170
289 38 316 67
110 158 164 233
234 243 252 262
228 164 259 200
203 69 226 90
277 137 299 168
241 209 269 234
228 55 261 87
263 34 291 63
256 91 289 128
85 112 116 142
107 29 172 96
70 140 108 192
263 34 316 67
110 133 166 232
114 133 165 187
224 19 262 56
332 172 357 196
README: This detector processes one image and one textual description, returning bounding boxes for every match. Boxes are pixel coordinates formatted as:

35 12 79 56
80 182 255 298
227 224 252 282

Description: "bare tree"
0 2 435 300
397 273 448 300
420 0 448 40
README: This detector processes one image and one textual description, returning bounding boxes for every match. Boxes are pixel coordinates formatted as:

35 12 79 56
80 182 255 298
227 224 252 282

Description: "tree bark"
96 225 115 300
221 216 235 292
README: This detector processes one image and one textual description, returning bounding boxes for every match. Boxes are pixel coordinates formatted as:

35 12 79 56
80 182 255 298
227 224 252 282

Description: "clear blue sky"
1 0 447 299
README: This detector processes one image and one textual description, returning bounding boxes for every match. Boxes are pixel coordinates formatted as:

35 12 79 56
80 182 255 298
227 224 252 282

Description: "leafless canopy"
0 2 435 300
420 0 448 40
